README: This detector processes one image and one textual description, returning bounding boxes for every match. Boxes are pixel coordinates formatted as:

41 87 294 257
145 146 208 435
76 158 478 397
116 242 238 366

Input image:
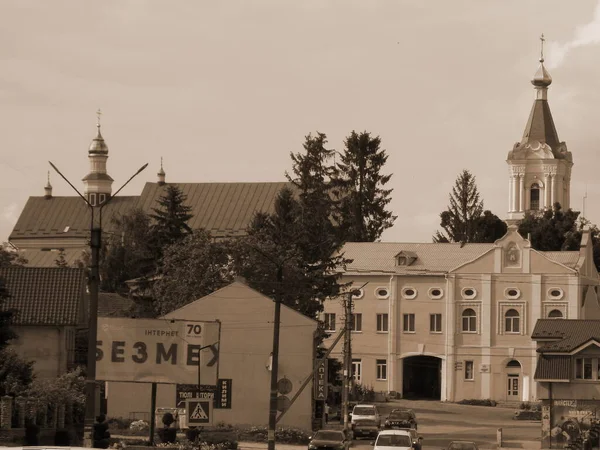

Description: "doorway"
402 355 441 400
506 359 521 401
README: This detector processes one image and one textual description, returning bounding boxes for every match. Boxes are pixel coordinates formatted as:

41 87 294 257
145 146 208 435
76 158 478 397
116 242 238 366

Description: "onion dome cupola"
157 157 166 186
82 109 114 206
506 35 574 223
44 171 52 199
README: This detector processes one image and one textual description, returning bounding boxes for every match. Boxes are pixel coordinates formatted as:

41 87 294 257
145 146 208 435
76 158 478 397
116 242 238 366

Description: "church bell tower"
506 35 573 222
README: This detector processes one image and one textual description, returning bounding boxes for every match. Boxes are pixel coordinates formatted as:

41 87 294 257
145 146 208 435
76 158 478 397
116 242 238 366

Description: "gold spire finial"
47 170 50 184
96 108 102 128
160 156 163 170
540 33 545 63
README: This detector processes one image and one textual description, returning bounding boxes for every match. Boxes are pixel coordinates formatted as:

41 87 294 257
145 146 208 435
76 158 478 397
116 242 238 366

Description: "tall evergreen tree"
433 169 506 243
332 131 396 242
150 185 193 250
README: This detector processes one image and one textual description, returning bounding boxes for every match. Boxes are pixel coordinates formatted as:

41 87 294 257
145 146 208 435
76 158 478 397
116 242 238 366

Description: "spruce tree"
434 169 506 243
332 131 396 242
150 185 193 249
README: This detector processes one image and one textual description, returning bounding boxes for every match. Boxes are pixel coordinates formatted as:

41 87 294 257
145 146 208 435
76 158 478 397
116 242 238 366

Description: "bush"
237 425 310 444
349 383 376 403
107 417 133 429
456 399 497 407
130 419 150 432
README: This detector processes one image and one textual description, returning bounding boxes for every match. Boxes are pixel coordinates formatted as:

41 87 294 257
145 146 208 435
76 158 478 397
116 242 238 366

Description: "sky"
2 0 600 244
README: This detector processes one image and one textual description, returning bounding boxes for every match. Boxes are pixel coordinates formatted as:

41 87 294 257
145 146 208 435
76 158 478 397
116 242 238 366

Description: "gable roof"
338 242 494 275
98 292 134 317
10 182 291 245
9 196 138 240
532 319 600 353
541 251 580 269
0 267 86 326
534 355 571 382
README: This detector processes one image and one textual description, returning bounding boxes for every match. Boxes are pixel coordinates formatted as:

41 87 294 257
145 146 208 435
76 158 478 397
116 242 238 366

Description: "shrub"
349 383 376 403
456 399 497 407
107 417 133 429
130 419 150 432
237 425 310 444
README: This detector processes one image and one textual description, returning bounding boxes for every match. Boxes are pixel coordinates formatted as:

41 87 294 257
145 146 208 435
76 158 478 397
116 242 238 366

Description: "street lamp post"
49 161 148 447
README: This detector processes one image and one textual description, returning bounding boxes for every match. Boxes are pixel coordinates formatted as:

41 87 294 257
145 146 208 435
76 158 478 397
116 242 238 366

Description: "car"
384 410 418 430
393 428 423 450
351 404 381 438
308 430 350 450
444 441 479 450
372 429 413 450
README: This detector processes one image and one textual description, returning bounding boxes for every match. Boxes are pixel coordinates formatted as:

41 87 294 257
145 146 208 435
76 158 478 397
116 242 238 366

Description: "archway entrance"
402 355 441 400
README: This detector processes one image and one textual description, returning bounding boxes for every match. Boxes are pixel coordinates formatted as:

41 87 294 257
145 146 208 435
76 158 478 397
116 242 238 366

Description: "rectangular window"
324 313 336 331
352 359 362 383
403 313 415 332
376 313 389 332
352 313 362 332
464 361 474 380
575 357 594 380
430 313 442 333
376 359 387 380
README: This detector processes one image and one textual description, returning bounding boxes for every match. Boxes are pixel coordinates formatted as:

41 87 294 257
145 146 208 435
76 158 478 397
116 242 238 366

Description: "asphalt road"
330 399 540 450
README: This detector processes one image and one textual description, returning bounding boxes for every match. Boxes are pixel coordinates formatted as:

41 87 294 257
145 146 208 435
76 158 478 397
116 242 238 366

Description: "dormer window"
395 251 417 266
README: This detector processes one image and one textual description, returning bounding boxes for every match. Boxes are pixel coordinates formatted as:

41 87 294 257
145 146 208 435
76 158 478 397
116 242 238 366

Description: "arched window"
530 184 541 210
505 309 520 333
506 359 521 368
548 309 564 319
462 308 477 333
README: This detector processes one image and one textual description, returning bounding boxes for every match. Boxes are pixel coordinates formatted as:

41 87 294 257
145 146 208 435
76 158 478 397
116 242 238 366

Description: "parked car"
351 404 381 438
394 428 423 450
372 429 413 450
444 441 479 450
384 410 418 430
308 429 350 450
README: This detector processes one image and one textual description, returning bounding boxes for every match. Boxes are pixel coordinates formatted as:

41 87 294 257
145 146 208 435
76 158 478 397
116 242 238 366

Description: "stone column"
0 396 13 430
512 175 520 212
519 175 525 212
16 397 26 428
508 176 513 212
550 174 556 207
544 174 550 208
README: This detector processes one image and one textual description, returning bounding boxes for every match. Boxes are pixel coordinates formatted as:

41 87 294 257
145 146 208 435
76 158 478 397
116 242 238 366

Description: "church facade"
322 46 599 403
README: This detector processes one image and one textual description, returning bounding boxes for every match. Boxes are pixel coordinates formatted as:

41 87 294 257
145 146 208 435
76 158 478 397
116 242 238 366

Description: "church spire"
82 109 114 206
157 157 166 186
531 34 552 95
44 171 52 199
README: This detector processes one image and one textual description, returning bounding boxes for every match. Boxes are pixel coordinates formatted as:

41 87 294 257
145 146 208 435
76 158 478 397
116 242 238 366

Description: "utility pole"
50 160 147 447
267 266 283 450
342 291 353 436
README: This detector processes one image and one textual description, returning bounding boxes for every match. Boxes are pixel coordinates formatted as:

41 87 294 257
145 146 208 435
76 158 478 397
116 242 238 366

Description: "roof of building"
541 251 580 269
17 248 87 268
135 182 292 238
10 182 292 243
532 319 600 353
0 266 86 326
338 242 495 274
98 292 133 317
534 355 570 382
520 99 561 153
9 195 138 240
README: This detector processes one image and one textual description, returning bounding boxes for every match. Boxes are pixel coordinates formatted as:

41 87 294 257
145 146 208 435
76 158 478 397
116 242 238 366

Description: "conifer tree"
150 185 193 249
332 131 396 242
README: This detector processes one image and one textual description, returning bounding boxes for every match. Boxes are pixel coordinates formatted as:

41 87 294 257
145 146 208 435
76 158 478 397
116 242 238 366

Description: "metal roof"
533 319 600 353
534 355 570 381
541 251 580 268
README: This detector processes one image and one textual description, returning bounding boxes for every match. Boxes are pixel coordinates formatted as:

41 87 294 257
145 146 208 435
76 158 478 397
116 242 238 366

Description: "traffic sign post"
186 399 213 426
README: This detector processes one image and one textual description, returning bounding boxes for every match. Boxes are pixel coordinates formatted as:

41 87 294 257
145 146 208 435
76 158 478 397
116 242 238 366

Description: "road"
332 399 541 450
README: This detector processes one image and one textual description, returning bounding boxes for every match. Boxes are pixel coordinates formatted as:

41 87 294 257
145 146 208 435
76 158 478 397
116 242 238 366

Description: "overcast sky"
2 0 600 244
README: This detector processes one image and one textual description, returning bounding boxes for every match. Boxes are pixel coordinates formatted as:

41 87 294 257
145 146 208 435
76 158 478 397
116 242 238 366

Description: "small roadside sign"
186 399 213 426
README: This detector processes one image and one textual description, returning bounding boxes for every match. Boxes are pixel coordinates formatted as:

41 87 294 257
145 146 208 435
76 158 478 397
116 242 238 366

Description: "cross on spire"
540 33 545 63
96 108 102 128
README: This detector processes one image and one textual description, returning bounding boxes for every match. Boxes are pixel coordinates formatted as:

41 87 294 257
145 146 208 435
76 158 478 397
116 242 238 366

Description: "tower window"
99 193 106 204
530 184 540 210
89 193 96 206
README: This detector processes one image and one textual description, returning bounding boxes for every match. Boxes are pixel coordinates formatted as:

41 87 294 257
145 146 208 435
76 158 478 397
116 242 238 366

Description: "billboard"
96 318 220 384
541 399 600 447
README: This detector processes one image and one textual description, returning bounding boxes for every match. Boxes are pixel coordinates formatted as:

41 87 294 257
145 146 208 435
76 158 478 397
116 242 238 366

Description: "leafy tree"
0 243 28 267
0 275 16 349
0 347 34 396
54 249 69 268
25 367 85 416
434 170 506 243
332 131 396 242
150 185 193 250
152 230 233 315
100 209 155 293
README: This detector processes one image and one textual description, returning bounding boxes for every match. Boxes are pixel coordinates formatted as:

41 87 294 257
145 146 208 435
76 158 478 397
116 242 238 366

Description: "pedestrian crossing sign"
186 399 213 426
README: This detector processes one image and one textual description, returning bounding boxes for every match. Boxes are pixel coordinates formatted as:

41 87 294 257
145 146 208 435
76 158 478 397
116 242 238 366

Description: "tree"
149 185 193 250
54 249 69 268
100 209 155 293
434 170 506 243
332 131 396 242
0 274 16 349
0 347 34 396
25 367 85 420
0 243 28 267
151 229 233 316
518 203 581 251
